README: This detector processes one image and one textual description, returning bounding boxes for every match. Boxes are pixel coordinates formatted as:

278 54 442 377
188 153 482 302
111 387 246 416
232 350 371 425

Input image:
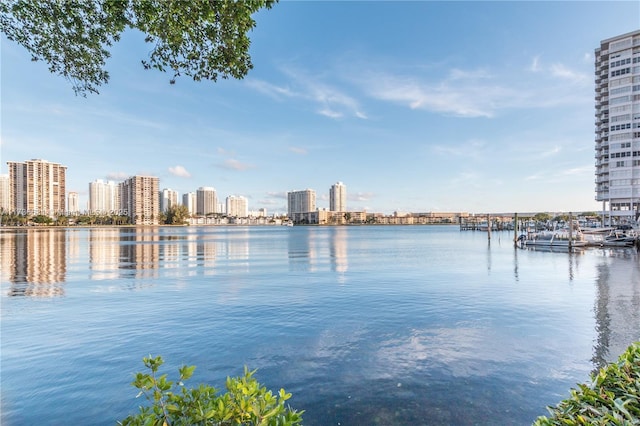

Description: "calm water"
1 225 639 425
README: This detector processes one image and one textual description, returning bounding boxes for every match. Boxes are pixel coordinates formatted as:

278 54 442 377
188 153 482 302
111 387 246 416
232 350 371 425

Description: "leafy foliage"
0 0 276 95
119 355 303 426
164 204 190 225
534 342 640 425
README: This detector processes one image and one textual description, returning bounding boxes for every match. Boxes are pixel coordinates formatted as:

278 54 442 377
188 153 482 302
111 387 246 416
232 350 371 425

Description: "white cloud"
168 165 191 178
289 146 308 155
219 159 254 171
248 67 367 120
105 172 129 180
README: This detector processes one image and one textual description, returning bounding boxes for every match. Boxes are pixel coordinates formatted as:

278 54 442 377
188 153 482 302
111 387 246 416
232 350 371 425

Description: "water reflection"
591 248 640 369
2 229 66 297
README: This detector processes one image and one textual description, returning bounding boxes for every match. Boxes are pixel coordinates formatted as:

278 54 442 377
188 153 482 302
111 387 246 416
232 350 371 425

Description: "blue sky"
1 1 639 215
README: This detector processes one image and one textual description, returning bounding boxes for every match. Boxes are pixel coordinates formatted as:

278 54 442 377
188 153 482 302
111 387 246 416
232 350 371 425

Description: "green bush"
119 355 303 426
534 342 640 425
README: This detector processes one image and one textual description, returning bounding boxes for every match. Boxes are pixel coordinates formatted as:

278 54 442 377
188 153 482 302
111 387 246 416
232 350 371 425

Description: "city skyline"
2 2 639 214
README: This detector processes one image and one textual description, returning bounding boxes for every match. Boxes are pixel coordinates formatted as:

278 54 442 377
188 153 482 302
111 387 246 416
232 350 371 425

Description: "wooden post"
568 211 573 250
513 212 518 247
487 215 491 240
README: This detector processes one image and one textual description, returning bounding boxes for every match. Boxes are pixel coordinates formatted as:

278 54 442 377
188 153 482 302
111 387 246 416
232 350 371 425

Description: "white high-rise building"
330 181 347 212
196 186 217 216
226 195 248 218
89 179 120 214
159 188 179 212
287 189 316 216
0 174 10 212
595 30 640 223
7 159 67 216
67 192 79 214
182 192 196 215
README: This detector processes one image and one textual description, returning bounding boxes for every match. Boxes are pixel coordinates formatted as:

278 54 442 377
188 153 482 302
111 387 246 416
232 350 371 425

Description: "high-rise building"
182 192 197 215
330 181 347 212
159 188 179 212
287 189 316 216
0 174 10 212
226 195 248 218
196 187 217 216
7 159 67 216
119 176 159 225
89 179 120 214
595 30 640 222
67 192 79 214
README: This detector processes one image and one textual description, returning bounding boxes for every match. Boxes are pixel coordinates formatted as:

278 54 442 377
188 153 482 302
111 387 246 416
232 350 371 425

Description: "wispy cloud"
348 192 374 202
247 67 367 120
106 172 129 181
218 159 254 171
168 165 191 178
289 146 308 155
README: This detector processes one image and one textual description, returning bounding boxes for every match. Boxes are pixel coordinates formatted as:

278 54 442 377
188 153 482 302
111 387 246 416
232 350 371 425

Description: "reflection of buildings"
330 227 348 275
119 228 160 278
89 228 120 280
4 229 66 297
592 250 640 369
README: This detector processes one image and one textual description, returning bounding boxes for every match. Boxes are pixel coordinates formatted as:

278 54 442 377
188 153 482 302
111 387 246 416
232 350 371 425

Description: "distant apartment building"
330 181 347 212
226 195 248 218
119 176 159 225
7 159 67 216
288 189 316 223
67 192 79 214
89 179 120 214
182 192 197 215
594 30 640 222
159 188 179 212
196 186 217 216
0 174 10 212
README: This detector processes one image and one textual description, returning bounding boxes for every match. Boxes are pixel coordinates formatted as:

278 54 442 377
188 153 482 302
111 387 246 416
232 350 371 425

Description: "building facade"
67 192 79 214
287 189 316 222
7 159 67 216
594 30 640 222
159 188 179 212
182 192 197 216
226 195 248 218
329 181 347 212
196 187 217 216
89 179 120 214
0 174 10 212
119 176 159 225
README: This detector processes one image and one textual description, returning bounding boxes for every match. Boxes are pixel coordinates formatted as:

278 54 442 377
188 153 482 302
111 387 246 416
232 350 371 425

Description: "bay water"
1 225 639 425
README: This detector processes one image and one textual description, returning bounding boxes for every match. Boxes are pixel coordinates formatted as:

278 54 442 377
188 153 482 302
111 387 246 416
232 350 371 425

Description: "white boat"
518 228 588 249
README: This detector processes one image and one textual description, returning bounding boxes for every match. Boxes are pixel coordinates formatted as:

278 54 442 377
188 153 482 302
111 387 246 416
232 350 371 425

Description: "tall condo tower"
89 179 120 214
287 189 316 217
226 195 248 218
330 181 347 212
7 159 67 216
594 30 640 222
196 187 217 216
182 192 197 215
119 176 159 225
160 188 179 212
0 174 10 211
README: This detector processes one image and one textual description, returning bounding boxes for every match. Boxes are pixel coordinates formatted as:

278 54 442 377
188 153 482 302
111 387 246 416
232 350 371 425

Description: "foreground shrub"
534 342 640 425
119 355 303 426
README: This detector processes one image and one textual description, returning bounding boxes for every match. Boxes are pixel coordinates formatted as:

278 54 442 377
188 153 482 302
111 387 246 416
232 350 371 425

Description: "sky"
1 1 639 215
